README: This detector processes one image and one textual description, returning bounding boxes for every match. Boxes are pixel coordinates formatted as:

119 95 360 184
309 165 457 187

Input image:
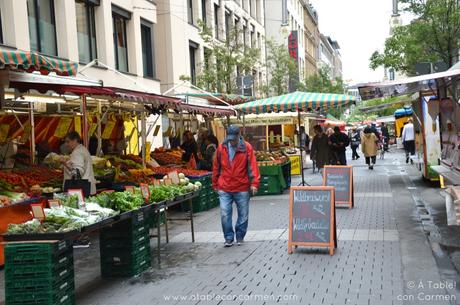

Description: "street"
2 150 458 305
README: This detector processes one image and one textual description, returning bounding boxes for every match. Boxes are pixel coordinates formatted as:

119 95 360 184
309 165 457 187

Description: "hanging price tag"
102 121 116 139
88 123 98 136
54 117 73 138
21 123 31 143
145 142 152 162
0 124 10 143
74 116 82 136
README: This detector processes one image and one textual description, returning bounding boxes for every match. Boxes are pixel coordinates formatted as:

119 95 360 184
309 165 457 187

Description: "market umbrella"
234 91 356 114
235 91 356 186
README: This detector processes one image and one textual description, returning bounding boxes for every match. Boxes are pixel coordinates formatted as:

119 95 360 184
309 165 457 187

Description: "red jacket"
212 139 260 193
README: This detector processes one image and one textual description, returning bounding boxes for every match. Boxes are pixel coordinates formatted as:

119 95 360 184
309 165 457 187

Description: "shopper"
329 126 349 165
212 125 260 247
401 118 415 163
181 130 199 164
349 128 361 160
310 125 330 172
361 127 378 170
381 122 390 151
198 136 217 171
196 127 209 158
61 131 97 196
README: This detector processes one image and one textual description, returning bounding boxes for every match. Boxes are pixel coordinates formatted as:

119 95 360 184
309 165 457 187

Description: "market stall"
235 91 356 186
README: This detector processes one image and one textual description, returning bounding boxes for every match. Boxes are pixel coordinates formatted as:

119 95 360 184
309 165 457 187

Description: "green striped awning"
0 49 78 76
235 91 356 114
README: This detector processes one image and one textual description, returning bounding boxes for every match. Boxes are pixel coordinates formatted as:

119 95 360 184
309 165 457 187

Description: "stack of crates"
4 240 75 305
188 175 218 213
100 210 151 277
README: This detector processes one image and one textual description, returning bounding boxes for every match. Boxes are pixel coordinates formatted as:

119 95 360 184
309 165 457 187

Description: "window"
141 21 155 78
27 0 57 56
112 7 130 72
214 3 220 38
188 0 194 25
257 32 261 48
76 0 98 63
225 11 231 41
250 25 255 48
189 41 198 85
242 23 247 48
201 0 207 23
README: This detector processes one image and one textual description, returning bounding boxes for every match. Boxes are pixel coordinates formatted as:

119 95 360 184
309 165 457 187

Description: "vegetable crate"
99 216 151 277
4 241 75 305
147 210 166 228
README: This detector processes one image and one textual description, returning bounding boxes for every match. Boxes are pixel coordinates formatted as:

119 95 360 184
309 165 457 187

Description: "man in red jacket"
213 125 260 247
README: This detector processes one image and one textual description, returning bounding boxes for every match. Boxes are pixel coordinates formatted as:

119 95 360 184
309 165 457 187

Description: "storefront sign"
323 166 354 209
288 186 336 255
54 117 73 138
229 117 296 126
289 155 301 175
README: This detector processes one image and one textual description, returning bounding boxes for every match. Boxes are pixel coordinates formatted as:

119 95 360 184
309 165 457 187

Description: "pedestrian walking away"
402 118 415 163
212 125 260 247
361 126 378 170
380 122 390 151
349 127 361 160
329 126 349 165
310 125 330 173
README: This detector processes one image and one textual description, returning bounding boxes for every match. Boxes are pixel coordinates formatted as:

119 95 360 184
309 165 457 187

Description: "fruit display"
0 167 63 193
255 151 288 163
153 147 183 165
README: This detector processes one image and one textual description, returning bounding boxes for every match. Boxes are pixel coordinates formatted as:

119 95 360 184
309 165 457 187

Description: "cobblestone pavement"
2 151 460 305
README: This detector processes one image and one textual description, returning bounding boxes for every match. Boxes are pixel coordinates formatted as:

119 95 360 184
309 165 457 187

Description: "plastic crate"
100 221 149 239
6 274 74 295
101 258 151 277
6 287 74 305
101 247 151 277
5 263 74 283
101 245 150 265
6 248 73 269
5 240 72 257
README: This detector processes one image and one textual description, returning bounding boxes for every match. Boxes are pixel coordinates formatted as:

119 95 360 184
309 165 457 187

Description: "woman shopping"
361 127 378 170
310 125 330 173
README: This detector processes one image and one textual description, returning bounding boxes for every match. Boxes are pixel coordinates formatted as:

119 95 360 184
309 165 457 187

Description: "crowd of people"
309 123 392 171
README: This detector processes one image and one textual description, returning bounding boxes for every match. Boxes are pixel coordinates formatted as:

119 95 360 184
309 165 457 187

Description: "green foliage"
370 0 460 74
264 40 298 96
196 20 261 94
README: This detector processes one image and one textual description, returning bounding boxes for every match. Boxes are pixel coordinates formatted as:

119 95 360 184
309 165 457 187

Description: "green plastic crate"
5 261 74 283
5 241 72 257
100 220 149 239
6 285 74 305
100 233 149 249
101 247 151 277
6 275 74 296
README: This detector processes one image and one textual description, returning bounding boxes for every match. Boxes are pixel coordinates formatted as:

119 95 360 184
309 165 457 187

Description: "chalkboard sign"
288 186 336 255
323 165 354 209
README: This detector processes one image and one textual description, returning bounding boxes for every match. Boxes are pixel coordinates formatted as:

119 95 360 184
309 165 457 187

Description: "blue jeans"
218 191 250 242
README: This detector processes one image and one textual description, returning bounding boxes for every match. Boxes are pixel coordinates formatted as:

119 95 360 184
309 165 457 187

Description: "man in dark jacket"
380 123 390 151
213 125 260 247
329 126 349 165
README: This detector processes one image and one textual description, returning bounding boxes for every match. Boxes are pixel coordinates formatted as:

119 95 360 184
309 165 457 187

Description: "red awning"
107 87 182 108
10 82 113 96
180 103 236 116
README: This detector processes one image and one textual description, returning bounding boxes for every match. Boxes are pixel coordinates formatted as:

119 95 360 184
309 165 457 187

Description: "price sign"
164 178 173 186
74 116 82 136
153 179 161 187
140 183 150 202
48 199 61 208
168 171 180 185
31 203 46 221
125 185 135 193
102 120 116 139
54 117 73 138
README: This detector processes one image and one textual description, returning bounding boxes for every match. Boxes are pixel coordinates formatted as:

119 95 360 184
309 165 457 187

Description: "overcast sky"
309 0 410 85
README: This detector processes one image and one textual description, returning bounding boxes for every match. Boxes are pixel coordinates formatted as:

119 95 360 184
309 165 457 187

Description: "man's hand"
250 186 258 196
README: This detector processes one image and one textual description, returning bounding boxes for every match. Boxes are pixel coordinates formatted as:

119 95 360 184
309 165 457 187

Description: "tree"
370 0 460 74
262 40 298 96
301 66 344 94
196 20 261 94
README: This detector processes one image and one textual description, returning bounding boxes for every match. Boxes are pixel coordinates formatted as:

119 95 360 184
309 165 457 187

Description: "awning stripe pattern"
0 49 78 76
235 91 355 114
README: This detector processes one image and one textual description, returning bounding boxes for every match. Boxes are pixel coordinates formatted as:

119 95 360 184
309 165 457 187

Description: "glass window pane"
113 15 128 72
76 1 90 62
0 7 3 44
37 0 57 56
89 6 97 60
141 24 154 77
27 0 39 52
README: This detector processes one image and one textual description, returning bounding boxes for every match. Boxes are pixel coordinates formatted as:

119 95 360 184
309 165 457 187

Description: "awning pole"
96 102 102 156
82 94 89 147
242 113 246 137
298 109 307 186
29 102 35 165
141 112 147 168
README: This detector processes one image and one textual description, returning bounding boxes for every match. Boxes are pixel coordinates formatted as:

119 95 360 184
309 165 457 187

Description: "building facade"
318 34 342 80
156 0 266 97
303 2 319 77
0 0 161 93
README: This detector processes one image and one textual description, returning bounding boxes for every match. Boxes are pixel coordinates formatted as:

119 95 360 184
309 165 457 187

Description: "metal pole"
242 113 246 137
29 102 35 165
141 111 147 168
96 101 102 156
82 95 89 147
